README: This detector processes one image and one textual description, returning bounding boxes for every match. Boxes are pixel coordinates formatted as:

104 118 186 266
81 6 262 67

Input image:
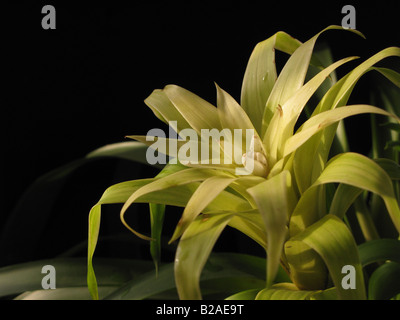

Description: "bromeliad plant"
87 26 400 300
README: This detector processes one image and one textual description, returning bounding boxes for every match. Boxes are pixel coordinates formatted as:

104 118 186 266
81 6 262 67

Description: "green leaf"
104 262 177 300
87 204 102 300
144 89 191 132
241 31 302 134
14 287 119 300
120 169 230 216
86 164 188 299
310 287 338 300
358 239 400 267
0 258 153 299
174 213 233 299
370 72 400 161
304 43 338 115
247 170 297 287
262 27 333 131
313 47 400 117
385 140 400 151
216 83 255 133
285 214 366 300
284 220 329 290
163 85 222 134
329 184 362 219
270 56 358 162
86 179 176 299
373 67 400 89
263 26 362 160
119 168 250 239
149 203 165 276
105 253 267 300
85 141 157 166
293 47 400 194
170 176 236 243
290 153 400 236
318 153 400 233
228 211 268 249
368 262 400 300
379 122 400 132
88 164 185 300
393 293 400 300
225 289 261 300
216 83 262 165
225 175 266 206
373 72 400 117
87 172 251 299
256 283 315 300
330 159 400 223
284 104 399 158
374 158 400 180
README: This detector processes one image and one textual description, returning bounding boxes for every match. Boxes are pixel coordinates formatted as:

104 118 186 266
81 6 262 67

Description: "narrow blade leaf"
286 214 366 300
247 170 296 287
170 176 236 243
174 213 233 299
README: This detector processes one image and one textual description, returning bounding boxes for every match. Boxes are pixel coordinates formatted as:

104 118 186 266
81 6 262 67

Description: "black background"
2 1 400 266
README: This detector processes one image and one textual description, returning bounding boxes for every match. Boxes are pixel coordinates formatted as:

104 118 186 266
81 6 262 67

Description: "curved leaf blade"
247 170 297 287
272 56 358 160
241 31 302 134
164 85 221 134
294 47 400 194
149 203 165 276
286 214 366 300
119 168 249 239
144 89 191 132
263 26 362 162
358 239 400 267
170 176 236 243
368 262 400 300
375 158 400 180
225 288 261 300
0 257 152 299
87 176 251 299
284 104 399 158
256 283 315 300
174 213 233 299
290 153 400 236
105 253 267 300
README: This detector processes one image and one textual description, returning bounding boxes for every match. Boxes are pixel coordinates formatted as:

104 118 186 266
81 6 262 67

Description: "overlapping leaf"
293 47 400 194
175 213 233 299
286 214 366 300
247 170 297 287
290 152 400 236
86 26 400 301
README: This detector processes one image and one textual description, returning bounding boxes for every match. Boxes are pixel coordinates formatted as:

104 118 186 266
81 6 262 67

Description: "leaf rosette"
87 26 400 300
